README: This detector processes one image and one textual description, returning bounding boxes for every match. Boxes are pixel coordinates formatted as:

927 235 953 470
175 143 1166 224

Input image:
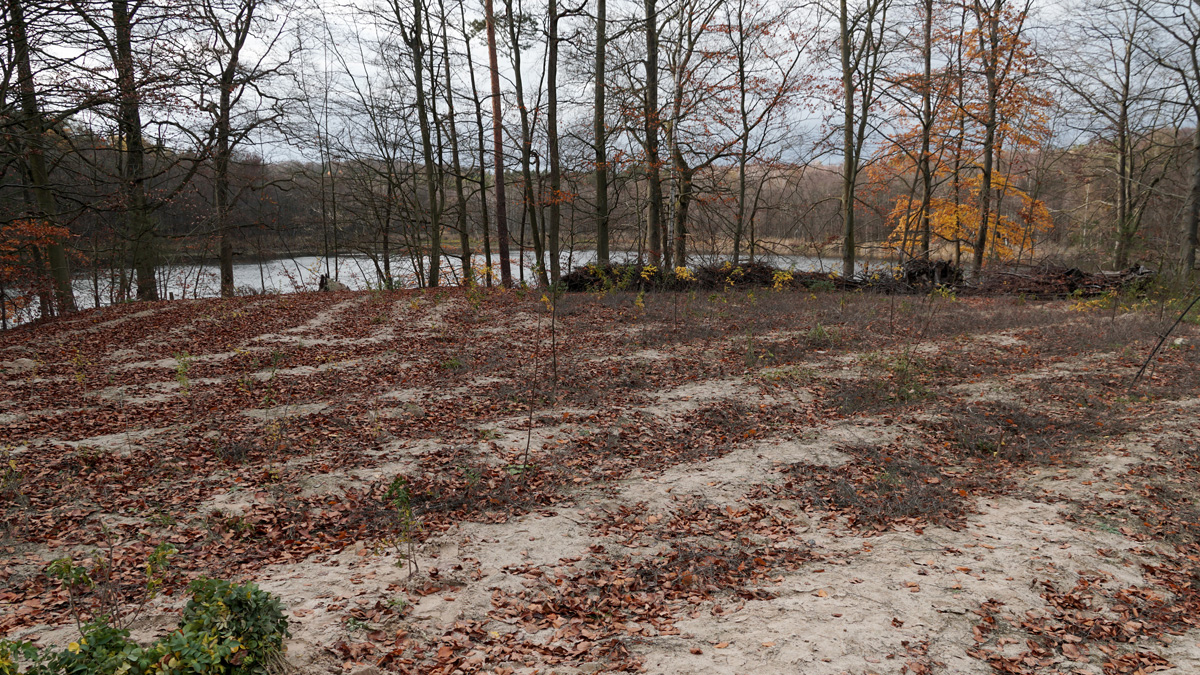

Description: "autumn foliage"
0 219 73 320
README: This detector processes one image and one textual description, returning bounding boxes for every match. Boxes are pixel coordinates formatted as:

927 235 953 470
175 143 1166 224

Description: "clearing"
2 286 1199 675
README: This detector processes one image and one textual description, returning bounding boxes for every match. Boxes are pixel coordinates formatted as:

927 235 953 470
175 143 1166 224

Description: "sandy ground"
2 288 1199 675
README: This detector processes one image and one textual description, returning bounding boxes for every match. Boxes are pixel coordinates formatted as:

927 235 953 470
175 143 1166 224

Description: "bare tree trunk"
594 0 610 265
217 98 233 297
461 0 492 286
918 0 933 258
1115 87 1131 268
972 0 1000 274
484 0 512 286
435 0 469 284
504 0 548 287
210 1 258 298
547 0 562 283
9 0 74 314
644 0 663 267
839 0 856 279
734 3 748 265
406 0 442 287
1186 123 1200 274
106 0 159 300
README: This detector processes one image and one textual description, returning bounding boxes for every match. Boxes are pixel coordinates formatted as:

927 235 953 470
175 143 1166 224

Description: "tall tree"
68 0 170 300
966 0 1034 272
546 0 563 282
594 0 610 265
438 0 471 285
461 0 494 286
7 0 75 314
837 0 892 278
503 0 549 287
484 0 513 286
390 0 443 287
190 0 292 297
1055 0 1173 268
1134 0 1200 275
643 0 664 266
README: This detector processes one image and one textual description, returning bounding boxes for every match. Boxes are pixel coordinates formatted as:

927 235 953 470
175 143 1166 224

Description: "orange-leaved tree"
0 219 74 325
870 0 1052 267
884 171 1051 262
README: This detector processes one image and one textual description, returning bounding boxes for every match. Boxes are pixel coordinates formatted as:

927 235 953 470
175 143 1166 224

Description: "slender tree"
594 0 610 265
484 0 513 286
7 0 75 313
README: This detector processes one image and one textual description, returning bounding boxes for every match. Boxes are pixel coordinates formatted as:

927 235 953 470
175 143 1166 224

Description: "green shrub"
47 623 148 675
0 579 288 675
174 578 288 673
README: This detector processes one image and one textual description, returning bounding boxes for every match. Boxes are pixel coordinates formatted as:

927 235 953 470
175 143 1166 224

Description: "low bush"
0 578 289 675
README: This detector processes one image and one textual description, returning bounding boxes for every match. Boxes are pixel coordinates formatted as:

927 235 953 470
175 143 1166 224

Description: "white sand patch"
379 388 425 402
256 547 412 673
0 358 38 374
284 296 371 335
645 377 791 417
47 427 170 455
242 402 329 420
634 495 1151 675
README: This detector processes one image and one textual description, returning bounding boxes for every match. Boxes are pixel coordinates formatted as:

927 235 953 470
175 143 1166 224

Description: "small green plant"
881 351 930 403
383 477 422 577
147 511 176 528
47 537 176 632
931 285 957 302
466 283 486 311
173 352 193 395
504 463 534 476
462 465 483 491
1 451 24 507
805 323 836 348
760 366 814 384
744 329 759 367
439 356 466 371
71 349 88 384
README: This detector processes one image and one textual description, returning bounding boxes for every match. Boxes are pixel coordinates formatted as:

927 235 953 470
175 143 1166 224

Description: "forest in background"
3 0 1200 319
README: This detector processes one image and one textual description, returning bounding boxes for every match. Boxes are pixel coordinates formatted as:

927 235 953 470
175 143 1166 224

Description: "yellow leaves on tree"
884 172 1051 262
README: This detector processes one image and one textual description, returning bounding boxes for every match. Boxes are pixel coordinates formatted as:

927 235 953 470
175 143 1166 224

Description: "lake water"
4 250 846 326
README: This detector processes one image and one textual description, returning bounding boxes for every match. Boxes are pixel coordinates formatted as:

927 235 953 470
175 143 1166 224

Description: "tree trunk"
408 0 442 287
644 0 663 267
217 65 235 297
1115 93 1131 269
594 0 610 265
672 162 693 266
1186 122 1200 275
484 0 512 287
437 0 469 285
734 5 748 265
462 0 492 286
918 0 933 258
9 0 75 314
972 1 999 274
547 0 562 283
112 0 158 300
839 0 856 279
505 0 549 287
